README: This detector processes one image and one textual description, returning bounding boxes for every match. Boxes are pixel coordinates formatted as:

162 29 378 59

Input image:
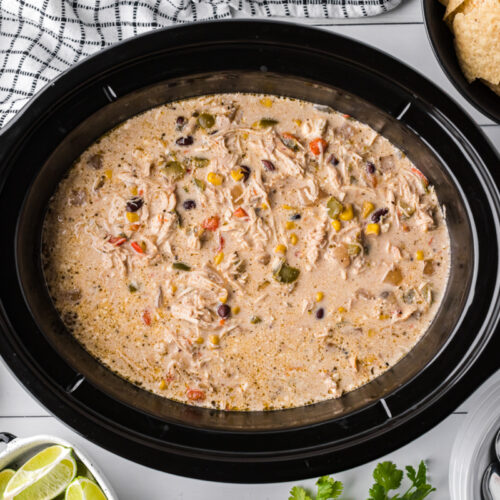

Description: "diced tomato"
108 236 126 246
142 310 151 326
411 167 429 188
218 234 225 252
129 224 140 231
219 319 225 326
202 216 219 231
343 114 351 119
233 207 248 218
131 241 144 254
186 388 206 401
309 138 328 155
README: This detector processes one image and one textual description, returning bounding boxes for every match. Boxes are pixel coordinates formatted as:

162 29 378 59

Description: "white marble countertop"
1 0 498 498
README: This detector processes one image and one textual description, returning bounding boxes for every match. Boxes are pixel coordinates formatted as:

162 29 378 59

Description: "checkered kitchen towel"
0 0 401 128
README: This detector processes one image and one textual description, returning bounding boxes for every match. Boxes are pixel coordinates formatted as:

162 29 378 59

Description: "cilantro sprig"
289 476 343 500
289 461 435 500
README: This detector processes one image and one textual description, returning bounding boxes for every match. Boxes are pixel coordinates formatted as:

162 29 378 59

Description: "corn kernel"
232 306 241 315
365 223 380 236
171 284 177 294
362 201 374 218
367 328 376 338
214 251 224 265
293 119 302 127
219 292 228 304
316 292 324 302
231 169 244 182
338 306 346 313
130 186 138 195
241 133 249 140
207 172 223 186
275 244 287 254
209 334 220 345
126 212 140 223
416 250 424 261
379 313 390 320
339 204 354 221
260 97 273 108
281 204 293 210
289 233 298 246
286 221 295 230
104 169 113 180
331 219 341 232
261 203 269 210
159 380 167 390
196 336 204 344
364 355 376 365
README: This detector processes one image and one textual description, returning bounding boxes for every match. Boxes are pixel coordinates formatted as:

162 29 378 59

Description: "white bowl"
0 433 118 500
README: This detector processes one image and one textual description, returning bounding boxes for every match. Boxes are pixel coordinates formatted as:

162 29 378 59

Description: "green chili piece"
274 262 300 284
327 197 343 219
257 118 279 128
162 161 185 181
193 157 210 169
197 113 215 129
193 178 206 191
173 262 191 271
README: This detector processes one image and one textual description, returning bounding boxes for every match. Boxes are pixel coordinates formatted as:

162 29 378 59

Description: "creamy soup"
42 94 450 410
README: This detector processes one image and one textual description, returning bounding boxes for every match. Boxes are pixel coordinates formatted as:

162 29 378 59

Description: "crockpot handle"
0 433 16 444
460 327 500 402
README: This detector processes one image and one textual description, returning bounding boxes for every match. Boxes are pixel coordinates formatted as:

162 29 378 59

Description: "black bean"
290 213 301 220
328 155 339 166
240 165 251 181
366 162 376 174
176 116 186 131
371 208 388 223
183 199 196 210
217 304 230 318
261 159 275 171
315 308 325 319
176 136 194 146
126 197 144 212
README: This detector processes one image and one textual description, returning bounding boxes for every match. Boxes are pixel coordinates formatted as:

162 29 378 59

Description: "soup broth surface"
43 93 450 410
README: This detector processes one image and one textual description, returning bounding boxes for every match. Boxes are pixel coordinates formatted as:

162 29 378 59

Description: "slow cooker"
0 21 498 482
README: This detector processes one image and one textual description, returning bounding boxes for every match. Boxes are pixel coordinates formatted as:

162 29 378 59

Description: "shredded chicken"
43 93 450 411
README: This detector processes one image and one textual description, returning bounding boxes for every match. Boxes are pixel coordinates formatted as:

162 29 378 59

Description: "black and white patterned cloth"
0 0 401 128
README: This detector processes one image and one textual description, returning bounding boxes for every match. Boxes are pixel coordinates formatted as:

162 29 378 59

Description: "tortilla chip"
453 0 500 84
444 0 465 20
444 0 481 28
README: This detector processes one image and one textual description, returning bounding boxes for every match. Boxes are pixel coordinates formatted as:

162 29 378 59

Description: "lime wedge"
4 445 76 500
65 477 107 500
0 469 15 496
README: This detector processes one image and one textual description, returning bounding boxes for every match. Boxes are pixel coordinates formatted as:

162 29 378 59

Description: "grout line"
0 415 52 419
480 123 499 128
452 411 468 415
312 21 424 27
